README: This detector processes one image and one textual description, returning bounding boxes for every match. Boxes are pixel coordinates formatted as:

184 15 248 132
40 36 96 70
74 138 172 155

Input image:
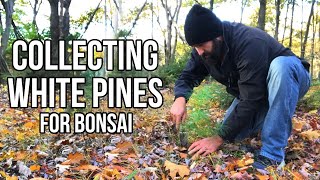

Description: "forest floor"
0 83 319 180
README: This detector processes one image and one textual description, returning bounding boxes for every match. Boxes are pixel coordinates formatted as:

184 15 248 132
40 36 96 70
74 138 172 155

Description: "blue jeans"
223 56 311 162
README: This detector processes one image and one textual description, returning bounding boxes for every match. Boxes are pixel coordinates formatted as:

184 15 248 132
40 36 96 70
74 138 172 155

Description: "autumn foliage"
0 83 319 179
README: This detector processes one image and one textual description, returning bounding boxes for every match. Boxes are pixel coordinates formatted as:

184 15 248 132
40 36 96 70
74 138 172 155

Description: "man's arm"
171 49 209 130
174 49 209 100
218 38 269 141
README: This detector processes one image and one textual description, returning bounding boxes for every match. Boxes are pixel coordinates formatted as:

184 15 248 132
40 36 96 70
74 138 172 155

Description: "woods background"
0 0 319 84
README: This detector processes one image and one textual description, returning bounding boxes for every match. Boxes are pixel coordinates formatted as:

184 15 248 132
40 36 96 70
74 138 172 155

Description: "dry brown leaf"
189 173 207 180
111 141 133 153
179 152 187 159
214 164 225 173
61 152 85 165
72 164 100 171
30 165 41 171
16 151 28 160
164 160 190 178
300 130 320 141
95 168 122 179
236 157 254 167
30 152 38 162
230 171 252 179
292 142 304 150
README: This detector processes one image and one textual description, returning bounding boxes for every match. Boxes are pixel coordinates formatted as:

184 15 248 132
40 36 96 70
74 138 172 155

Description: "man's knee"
269 56 293 74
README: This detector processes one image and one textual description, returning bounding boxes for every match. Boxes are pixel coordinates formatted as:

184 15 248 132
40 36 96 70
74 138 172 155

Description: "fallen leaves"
236 155 254 168
300 130 320 141
0 84 320 179
30 165 41 172
164 160 190 178
62 152 85 165
292 119 305 132
72 164 100 171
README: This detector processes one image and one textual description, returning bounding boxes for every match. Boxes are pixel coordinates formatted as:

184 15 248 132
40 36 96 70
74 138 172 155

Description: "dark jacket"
174 22 310 141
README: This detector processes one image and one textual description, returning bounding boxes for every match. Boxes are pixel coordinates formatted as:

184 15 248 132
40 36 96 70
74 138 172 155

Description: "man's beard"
201 38 224 65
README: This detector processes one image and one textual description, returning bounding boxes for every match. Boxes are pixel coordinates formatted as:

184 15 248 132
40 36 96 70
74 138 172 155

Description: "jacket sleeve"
218 38 269 141
174 49 209 101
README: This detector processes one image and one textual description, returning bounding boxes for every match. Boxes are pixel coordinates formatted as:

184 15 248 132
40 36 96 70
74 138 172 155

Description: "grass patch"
181 81 233 143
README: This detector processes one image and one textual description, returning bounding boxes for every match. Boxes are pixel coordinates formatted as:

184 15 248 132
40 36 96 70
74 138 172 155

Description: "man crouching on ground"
170 4 311 170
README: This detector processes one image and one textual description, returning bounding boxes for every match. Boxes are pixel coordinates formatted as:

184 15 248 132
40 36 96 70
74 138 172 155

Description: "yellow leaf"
0 143 4 148
7 176 18 180
164 160 190 178
16 110 24 115
1 129 10 135
292 119 305 132
15 132 25 141
308 110 318 114
256 174 269 180
300 130 320 141
62 152 85 165
23 122 36 129
236 157 254 167
0 171 8 178
57 108 64 113
30 165 41 171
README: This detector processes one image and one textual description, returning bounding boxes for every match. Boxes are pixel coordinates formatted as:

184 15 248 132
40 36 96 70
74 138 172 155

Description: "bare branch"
112 0 119 11
126 0 148 38
80 0 103 39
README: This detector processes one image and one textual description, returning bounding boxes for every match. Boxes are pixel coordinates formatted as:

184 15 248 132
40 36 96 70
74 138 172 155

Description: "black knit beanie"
184 4 223 46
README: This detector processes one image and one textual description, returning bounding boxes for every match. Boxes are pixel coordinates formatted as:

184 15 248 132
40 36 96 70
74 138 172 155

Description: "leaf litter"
0 85 319 179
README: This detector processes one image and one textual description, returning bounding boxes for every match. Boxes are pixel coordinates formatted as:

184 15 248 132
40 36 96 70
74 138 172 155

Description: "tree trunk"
171 0 182 62
289 0 295 48
274 0 281 40
0 0 15 78
209 0 214 11
300 0 304 54
258 0 266 31
301 0 316 59
112 0 122 37
240 0 248 23
281 0 290 44
30 0 42 37
160 0 182 64
48 0 60 65
311 12 316 79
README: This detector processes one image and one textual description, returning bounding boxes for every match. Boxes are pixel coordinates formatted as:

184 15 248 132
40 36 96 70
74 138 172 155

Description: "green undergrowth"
180 81 233 143
298 80 320 111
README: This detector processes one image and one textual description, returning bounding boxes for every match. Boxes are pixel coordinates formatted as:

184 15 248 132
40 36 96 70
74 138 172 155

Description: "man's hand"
188 136 224 157
170 97 187 131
